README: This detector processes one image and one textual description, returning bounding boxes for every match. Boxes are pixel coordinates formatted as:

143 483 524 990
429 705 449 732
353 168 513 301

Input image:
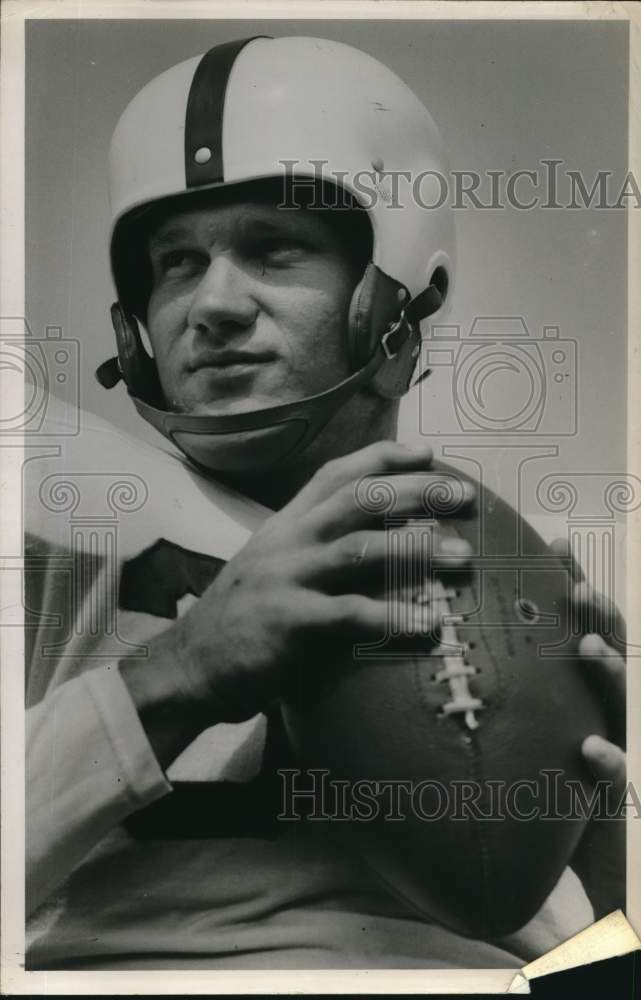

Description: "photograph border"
1 1 639 994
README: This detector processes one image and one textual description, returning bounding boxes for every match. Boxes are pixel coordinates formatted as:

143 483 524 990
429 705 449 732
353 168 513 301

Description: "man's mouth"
187 350 276 372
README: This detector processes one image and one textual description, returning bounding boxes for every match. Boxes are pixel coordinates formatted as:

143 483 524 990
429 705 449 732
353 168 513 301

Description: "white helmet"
98 35 455 472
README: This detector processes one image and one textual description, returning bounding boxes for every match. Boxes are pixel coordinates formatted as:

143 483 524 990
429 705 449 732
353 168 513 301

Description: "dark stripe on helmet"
184 36 264 188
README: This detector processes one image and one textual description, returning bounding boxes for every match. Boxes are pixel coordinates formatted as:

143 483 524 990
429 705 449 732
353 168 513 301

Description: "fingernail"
582 734 610 761
579 633 606 657
438 538 471 557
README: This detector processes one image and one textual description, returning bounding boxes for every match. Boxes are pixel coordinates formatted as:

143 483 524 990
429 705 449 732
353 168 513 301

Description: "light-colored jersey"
25 396 593 969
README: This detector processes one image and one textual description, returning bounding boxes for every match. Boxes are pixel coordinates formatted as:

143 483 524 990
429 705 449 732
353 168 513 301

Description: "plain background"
26 18 629 528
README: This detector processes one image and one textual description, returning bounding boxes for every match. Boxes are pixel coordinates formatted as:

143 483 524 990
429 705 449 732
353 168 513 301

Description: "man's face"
145 194 363 416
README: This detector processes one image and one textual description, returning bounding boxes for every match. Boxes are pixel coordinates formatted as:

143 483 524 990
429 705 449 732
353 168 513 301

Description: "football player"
26 36 625 969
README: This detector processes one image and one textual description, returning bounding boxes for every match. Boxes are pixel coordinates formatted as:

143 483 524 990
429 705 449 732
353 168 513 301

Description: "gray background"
26 18 629 520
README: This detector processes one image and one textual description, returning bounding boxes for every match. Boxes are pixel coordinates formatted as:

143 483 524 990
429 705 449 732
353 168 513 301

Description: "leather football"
281 466 614 940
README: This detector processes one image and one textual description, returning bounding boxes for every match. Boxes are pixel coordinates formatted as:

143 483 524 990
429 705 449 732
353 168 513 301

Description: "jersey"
24 394 594 969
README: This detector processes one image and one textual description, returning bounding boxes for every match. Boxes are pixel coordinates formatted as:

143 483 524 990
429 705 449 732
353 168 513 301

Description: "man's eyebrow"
147 225 194 252
237 215 307 238
147 211 311 252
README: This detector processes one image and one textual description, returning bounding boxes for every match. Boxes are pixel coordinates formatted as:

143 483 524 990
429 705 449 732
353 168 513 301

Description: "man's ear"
135 317 156 359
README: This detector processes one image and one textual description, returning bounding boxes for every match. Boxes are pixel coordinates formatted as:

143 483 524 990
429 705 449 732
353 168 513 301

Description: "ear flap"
109 303 165 407
348 264 421 399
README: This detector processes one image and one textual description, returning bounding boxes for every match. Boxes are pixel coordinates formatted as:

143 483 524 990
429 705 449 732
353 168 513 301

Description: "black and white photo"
1 3 639 993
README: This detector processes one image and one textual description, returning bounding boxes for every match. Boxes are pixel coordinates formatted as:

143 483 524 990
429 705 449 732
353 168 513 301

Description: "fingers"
324 592 443 648
308 526 472 592
578 633 626 747
572 582 627 651
304 471 475 541
307 530 395 589
288 440 434 515
550 537 585 584
582 735 626 800
550 541 626 647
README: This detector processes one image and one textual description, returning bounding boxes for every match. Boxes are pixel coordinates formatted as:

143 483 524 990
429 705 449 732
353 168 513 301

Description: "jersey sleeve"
22 404 264 918
27 663 171 915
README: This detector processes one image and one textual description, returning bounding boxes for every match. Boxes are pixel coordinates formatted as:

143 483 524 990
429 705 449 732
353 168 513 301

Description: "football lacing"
415 577 485 730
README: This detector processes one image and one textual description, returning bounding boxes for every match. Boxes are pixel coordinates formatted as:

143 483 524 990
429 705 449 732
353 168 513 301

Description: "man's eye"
159 250 205 276
253 239 304 266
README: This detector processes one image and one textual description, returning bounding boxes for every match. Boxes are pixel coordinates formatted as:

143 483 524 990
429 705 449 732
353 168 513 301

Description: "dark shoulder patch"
119 538 225 618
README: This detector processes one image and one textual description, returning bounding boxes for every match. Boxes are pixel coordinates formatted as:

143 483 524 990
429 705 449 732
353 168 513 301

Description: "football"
281 464 614 940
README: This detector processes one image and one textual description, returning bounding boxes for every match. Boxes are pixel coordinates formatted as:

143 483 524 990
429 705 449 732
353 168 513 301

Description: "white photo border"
1 1 639 994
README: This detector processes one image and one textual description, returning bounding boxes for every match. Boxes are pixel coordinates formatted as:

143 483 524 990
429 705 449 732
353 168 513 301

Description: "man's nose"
187 256 258 339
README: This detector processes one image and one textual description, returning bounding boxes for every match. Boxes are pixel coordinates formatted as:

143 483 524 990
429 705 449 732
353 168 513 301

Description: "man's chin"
187 395 285 418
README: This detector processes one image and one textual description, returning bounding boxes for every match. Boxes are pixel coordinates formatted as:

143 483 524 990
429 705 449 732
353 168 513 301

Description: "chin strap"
97 281 442 471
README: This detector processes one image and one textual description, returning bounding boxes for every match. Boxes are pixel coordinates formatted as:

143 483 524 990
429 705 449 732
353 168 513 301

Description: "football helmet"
99 36 455 472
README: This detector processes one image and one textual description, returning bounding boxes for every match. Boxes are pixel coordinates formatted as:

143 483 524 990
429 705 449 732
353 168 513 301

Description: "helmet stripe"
184 37 264 188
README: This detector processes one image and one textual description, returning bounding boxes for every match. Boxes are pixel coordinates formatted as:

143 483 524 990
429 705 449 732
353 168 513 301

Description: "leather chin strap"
97 280 442 473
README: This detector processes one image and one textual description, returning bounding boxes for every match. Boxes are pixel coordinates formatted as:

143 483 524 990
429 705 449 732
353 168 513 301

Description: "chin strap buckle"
381 311 412 360
380 282 444 362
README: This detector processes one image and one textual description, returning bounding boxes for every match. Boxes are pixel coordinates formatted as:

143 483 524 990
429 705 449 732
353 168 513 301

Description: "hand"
551 539 627 919
168 441 475 723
